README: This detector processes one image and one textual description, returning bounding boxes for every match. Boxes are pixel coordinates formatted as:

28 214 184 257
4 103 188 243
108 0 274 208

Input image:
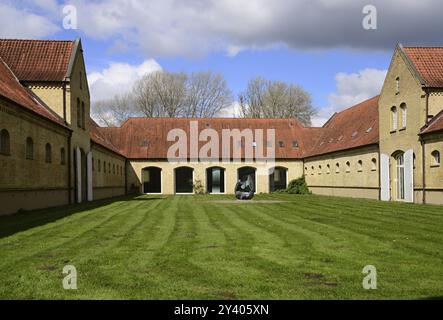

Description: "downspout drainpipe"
421 136 426 204
125 158 128 195
63 82 73 205
68 131 72 204
421 88 430 204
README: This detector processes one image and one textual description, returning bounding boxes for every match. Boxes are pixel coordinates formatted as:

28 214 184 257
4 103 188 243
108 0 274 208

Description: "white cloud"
217 101 242 117
64 0 443 57
313 68 387 127
0 2 59 38
88 59 162 101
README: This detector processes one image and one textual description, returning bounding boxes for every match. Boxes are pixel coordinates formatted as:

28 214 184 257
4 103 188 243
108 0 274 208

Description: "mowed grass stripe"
0 194 442 299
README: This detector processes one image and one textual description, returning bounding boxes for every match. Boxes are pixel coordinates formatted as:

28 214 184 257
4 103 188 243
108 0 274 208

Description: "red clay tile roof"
303 96 380 158
0 57 68 128
96 118 309 159
0 39 75 81
94 96 379 160
420 109 443 135
403 47 443 87
89 119 125 157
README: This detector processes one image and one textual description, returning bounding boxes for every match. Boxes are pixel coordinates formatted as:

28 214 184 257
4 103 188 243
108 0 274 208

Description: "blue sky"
2 0 441 125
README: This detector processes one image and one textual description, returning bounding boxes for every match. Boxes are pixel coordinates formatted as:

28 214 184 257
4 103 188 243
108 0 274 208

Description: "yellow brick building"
1 39 443 215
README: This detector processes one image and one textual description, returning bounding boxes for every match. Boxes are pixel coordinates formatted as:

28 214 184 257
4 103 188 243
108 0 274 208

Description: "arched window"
108 162 111 173
0 129 10 155
77 98 81 128
357 160 363 172
113 164 115 174
311 165 314 175
431 150 440 166
326 164 330 174
98 159 101 172
371 158 377 171
304 166 308 175
391 106 398 131
81 101 86 129
318 165 322 175
104 161 106 173
345 161 351 172
45 143 52 163
26 137 34 159
400 103 407 129
60 148 66 165
335 163 340 173
396 77 400 94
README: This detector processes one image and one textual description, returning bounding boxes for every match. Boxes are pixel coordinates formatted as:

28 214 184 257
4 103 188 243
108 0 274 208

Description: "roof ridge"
333 95 379 116
0 39 74 43
403 46 443 49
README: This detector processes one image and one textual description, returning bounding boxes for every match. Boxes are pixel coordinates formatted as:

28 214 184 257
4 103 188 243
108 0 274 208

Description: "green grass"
0 194 442 299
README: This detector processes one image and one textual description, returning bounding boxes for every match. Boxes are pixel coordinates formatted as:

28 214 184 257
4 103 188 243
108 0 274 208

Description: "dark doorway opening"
142 167 162 193
237 166 256 192
206 167 225 193
269 167 287 192
175 167 194 193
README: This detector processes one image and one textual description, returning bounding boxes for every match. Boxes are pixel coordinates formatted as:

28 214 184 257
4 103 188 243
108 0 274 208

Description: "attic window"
205 123 210 127
366 127 373 133
292 140 299 148
396 77 400 94
351 131 358 138
337 135 343 141
319 141 325 146
141 139 149 147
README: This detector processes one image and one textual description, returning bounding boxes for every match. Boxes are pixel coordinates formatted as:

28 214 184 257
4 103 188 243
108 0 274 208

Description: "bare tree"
133 71 187 118
91 93 136 127
184 71 233 118
134 70 233 118
239 77 316 126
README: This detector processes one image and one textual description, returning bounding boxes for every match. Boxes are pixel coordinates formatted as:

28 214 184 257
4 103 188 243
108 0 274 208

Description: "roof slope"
420 109 443 135
0 39 75 81
90 119 125 157
0 57 68 128
97 118 309 159
94 96 379 160
304 96 379 158
403 47 443 87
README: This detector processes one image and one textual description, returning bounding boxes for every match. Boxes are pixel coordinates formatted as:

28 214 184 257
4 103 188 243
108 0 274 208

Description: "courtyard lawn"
0 194 442 299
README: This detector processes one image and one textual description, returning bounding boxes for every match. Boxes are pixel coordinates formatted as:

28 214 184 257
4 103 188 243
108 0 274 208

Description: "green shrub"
285 176 311 194
193 179 206 195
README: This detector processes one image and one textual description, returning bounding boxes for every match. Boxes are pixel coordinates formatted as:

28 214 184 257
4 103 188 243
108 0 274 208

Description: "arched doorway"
174 167 194 193
269 166 288 192
142 167 162 193
237 166 256 192
74 147 88 203
206 167 225 193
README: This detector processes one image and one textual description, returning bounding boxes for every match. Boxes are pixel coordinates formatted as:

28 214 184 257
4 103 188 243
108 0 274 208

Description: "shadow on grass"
0 195 137 240
132 197 166 201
